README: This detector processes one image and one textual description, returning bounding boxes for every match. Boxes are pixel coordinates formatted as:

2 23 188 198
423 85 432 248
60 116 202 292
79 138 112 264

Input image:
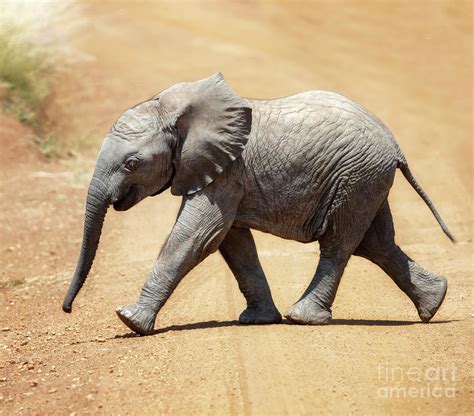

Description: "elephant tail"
397 159 455 243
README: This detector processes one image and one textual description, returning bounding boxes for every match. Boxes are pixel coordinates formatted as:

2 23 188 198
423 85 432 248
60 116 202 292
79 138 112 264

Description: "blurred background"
0 1 472 414
2 1 472 165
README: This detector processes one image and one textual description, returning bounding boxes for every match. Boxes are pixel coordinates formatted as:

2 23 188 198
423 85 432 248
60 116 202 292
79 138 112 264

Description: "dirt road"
1 1 472 415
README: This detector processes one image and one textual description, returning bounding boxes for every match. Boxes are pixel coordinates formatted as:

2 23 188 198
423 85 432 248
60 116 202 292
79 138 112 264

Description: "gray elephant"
63 73 453 335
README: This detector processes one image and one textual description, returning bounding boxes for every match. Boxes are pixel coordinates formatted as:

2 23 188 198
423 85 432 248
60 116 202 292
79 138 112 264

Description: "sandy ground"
0 1 472 415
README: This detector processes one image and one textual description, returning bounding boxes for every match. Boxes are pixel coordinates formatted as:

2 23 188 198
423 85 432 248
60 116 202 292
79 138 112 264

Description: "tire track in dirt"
223 269 251 416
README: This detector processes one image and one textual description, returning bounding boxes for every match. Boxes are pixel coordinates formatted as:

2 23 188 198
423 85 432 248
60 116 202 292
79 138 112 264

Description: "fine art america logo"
377 363 456 399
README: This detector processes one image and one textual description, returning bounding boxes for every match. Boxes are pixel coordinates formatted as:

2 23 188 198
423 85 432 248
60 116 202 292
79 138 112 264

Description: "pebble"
30 381 38 387
1 328 10 332
47 388 57 394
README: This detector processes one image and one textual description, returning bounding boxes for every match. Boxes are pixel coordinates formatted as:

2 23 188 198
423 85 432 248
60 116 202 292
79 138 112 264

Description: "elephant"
62 73 454 335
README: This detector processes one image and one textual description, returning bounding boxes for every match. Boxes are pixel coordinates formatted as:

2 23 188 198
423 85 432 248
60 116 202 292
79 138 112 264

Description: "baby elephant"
63 73 453 335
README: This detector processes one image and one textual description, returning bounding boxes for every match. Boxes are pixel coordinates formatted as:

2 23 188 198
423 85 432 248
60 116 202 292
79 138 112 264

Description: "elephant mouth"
113 186 139 211
150 165 175 197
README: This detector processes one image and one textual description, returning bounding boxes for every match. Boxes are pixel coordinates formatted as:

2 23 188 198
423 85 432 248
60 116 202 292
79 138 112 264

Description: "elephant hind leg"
285 188 384 325
353 200 447 322
285 253 350 325
285 197 381 325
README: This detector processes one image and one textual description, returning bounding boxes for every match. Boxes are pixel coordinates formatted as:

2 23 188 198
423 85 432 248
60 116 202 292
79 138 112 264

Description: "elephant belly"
234 190 325 243
232 215 320 243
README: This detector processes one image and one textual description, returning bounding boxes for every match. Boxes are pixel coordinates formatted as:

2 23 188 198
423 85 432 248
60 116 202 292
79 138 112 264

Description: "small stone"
86 393 94 401
50 366 56 372
47 388 57 394
30 380 38 387
1 328 10 332
27 363 35 370
0 377 6 382
20 340 29 346
95 337 106 343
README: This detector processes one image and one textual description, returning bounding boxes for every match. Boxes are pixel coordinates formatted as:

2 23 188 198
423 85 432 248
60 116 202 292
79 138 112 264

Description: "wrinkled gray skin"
63 73 453 335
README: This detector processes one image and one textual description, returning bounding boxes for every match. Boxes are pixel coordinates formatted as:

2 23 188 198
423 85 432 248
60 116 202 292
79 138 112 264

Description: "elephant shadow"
111 318 455 339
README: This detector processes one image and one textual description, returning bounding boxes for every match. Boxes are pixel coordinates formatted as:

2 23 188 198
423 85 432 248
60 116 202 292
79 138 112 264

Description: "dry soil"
0 1 472 415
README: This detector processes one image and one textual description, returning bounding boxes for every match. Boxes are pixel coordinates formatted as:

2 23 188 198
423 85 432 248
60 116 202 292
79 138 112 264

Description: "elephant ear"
162 73 252 196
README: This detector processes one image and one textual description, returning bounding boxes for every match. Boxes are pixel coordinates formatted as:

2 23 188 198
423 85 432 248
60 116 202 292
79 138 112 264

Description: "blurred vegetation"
32 133 61 159
0 1 86 158
0 22 53 127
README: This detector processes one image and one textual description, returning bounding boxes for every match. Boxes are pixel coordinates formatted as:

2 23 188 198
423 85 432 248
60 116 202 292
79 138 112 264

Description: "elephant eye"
124 158 139 172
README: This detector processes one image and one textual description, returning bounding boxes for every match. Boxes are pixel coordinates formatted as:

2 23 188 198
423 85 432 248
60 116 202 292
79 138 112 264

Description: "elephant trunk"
63 176 109 313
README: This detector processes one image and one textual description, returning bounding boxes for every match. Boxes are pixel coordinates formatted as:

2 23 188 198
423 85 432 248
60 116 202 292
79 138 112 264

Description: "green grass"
32 133 61 159
0 1 86 157
0 21 53 127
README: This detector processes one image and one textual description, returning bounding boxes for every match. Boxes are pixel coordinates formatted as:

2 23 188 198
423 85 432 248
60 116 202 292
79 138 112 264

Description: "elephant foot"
284 299 332 325
413 273 448 323
116 303 156 335
239 304 282 325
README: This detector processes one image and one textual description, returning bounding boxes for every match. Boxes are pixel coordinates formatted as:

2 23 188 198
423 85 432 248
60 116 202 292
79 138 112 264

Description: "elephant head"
62 73 252 313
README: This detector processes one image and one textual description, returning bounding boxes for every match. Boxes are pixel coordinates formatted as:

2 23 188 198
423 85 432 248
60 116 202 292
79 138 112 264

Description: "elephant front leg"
116 188 240 335
219 227 281 324
115 244 193 336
